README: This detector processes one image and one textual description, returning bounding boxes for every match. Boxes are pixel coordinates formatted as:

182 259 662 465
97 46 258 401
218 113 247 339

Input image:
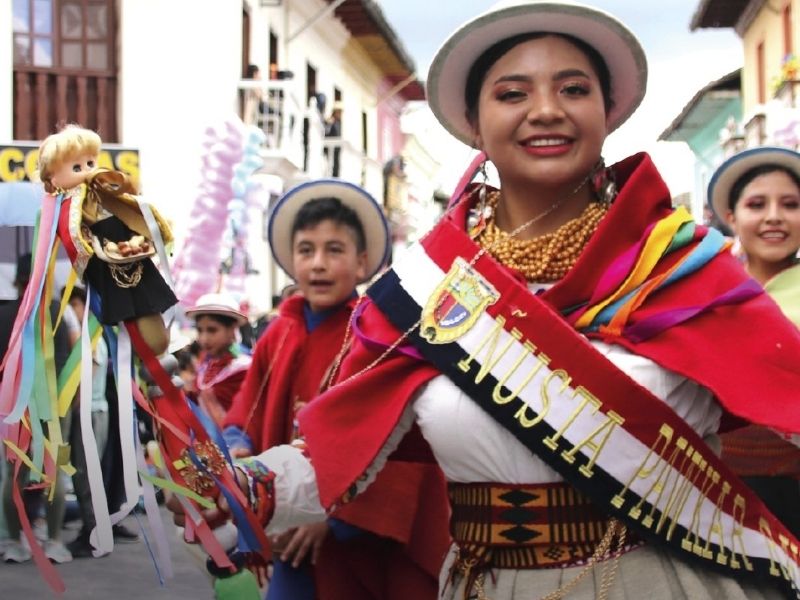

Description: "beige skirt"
439 543 785 600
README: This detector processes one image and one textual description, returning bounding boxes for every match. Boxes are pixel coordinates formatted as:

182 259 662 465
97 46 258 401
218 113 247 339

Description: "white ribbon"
137 198 177 327
111 326 142 525
82 285 113 555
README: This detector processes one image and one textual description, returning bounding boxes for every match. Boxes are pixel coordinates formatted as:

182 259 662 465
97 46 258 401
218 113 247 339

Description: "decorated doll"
37 124 176 354
0 126 266 591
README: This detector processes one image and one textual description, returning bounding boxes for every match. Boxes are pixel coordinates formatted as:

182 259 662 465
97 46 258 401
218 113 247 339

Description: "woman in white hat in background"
184 293 252 428
708 147 800 324
171 2 800 598
708 147 800 541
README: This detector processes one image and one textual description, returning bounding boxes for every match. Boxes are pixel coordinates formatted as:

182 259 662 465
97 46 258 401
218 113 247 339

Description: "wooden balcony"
13 67 118 142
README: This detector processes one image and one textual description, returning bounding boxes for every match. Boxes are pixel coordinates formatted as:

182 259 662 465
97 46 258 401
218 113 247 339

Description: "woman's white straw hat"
268 178 390 282
185 292 248 326
708 146 800 222
426 0 648 146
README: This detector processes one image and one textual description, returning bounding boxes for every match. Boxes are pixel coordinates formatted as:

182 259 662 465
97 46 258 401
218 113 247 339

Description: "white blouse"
256 340 721 535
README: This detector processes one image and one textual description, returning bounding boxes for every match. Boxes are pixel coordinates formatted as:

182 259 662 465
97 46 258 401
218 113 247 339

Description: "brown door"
12 0 118 142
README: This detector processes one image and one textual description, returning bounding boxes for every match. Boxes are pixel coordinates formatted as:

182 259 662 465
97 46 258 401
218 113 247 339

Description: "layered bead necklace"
476 190 609 282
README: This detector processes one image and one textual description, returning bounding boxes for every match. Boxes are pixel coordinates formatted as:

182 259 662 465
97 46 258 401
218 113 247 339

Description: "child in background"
185 293 252 428
222 179 449 600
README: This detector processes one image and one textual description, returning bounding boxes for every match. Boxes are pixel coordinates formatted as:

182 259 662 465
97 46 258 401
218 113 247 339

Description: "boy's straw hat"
268 178 390 282
426 0 648 146
708 146 800 222
185 292 248 326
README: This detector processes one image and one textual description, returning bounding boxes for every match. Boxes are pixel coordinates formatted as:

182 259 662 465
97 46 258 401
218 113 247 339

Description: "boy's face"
292 220 366 313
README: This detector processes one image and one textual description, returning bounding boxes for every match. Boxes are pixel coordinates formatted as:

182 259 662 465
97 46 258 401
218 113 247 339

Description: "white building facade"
1 0 442 314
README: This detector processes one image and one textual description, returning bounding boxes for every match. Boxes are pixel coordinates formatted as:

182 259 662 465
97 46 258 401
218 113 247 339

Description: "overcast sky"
377 0 743 196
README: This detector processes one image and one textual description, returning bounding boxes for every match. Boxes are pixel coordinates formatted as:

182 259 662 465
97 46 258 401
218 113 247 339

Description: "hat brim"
268 179 390 282
708 147 800 222
185 305 248 326
426 1 648 146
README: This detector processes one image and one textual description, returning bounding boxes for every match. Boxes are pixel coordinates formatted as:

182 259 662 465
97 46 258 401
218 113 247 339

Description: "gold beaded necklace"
476 190 609 282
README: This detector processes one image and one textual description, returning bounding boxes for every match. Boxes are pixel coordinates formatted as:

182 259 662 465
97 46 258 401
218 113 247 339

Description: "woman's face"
727 170 800 266
471 35 608 190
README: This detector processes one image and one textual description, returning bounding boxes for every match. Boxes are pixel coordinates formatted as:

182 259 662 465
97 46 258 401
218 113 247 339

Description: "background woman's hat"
426 0 648 146
268 178 390 282
185 292 248 326
708 146 800 223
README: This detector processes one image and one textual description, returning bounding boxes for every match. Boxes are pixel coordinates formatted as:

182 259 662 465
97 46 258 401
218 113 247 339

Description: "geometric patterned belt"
448 481 640 570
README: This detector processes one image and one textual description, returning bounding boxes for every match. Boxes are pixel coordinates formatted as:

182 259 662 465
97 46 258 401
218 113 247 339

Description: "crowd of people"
2 1 800 599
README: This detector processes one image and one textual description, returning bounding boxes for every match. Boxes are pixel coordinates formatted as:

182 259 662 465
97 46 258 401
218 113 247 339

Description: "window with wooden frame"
13 0 118 141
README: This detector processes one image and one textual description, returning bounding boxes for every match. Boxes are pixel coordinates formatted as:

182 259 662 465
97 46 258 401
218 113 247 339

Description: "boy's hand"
164 478 240 532
272 522 330 567
229 446 252 459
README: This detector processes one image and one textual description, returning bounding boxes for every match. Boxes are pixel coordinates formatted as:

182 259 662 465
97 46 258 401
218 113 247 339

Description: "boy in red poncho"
222 179 450 600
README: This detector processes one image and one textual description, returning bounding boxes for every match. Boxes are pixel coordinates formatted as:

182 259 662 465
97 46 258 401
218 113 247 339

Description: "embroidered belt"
448 482 638 570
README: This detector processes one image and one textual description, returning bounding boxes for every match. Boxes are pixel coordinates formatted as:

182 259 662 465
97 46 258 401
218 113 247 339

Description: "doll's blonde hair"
38 125 101 192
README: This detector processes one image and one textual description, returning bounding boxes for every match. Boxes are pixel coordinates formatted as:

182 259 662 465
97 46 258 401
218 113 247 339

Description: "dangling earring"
468 159 493 236
590 157 617 204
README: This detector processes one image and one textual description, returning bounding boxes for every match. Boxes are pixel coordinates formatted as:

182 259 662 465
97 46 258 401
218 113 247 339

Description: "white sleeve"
249 444 326 536
591 340 722 438
248 405 417 535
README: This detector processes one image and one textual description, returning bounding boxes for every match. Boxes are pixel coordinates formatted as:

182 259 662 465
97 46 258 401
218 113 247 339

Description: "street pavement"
0 509 222 599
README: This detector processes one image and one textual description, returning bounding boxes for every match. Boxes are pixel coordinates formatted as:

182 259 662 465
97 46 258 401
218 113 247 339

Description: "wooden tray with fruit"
92 235 156 264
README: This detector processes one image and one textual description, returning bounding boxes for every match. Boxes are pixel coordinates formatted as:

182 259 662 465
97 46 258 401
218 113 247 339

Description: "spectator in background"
324 102 343 177
175 343 199 397
63 285 113 558
1 254 72 564
243 64 265 127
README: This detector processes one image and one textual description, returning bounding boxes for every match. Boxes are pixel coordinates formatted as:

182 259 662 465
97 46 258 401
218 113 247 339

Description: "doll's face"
49 151 98 190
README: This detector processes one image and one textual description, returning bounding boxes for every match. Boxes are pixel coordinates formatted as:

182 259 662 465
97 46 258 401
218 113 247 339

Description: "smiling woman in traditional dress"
708 147 800 540
171 2 800 598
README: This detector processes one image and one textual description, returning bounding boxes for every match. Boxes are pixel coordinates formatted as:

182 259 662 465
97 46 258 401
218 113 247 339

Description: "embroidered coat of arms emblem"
421 257 499 344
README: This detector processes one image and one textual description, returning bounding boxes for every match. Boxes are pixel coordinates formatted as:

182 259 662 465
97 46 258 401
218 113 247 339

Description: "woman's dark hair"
245 64 260 79
291 197 366 253
728 165 800 211
195 312 238 328
465 32 614 126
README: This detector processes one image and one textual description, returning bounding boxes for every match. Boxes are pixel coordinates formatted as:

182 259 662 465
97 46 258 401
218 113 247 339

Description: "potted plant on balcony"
771 53 800 103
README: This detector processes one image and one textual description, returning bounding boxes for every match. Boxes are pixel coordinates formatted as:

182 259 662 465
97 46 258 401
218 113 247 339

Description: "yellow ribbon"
138 470 216 509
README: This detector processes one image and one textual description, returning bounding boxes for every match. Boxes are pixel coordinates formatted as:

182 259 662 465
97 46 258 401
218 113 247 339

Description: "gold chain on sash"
328 176 593 388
